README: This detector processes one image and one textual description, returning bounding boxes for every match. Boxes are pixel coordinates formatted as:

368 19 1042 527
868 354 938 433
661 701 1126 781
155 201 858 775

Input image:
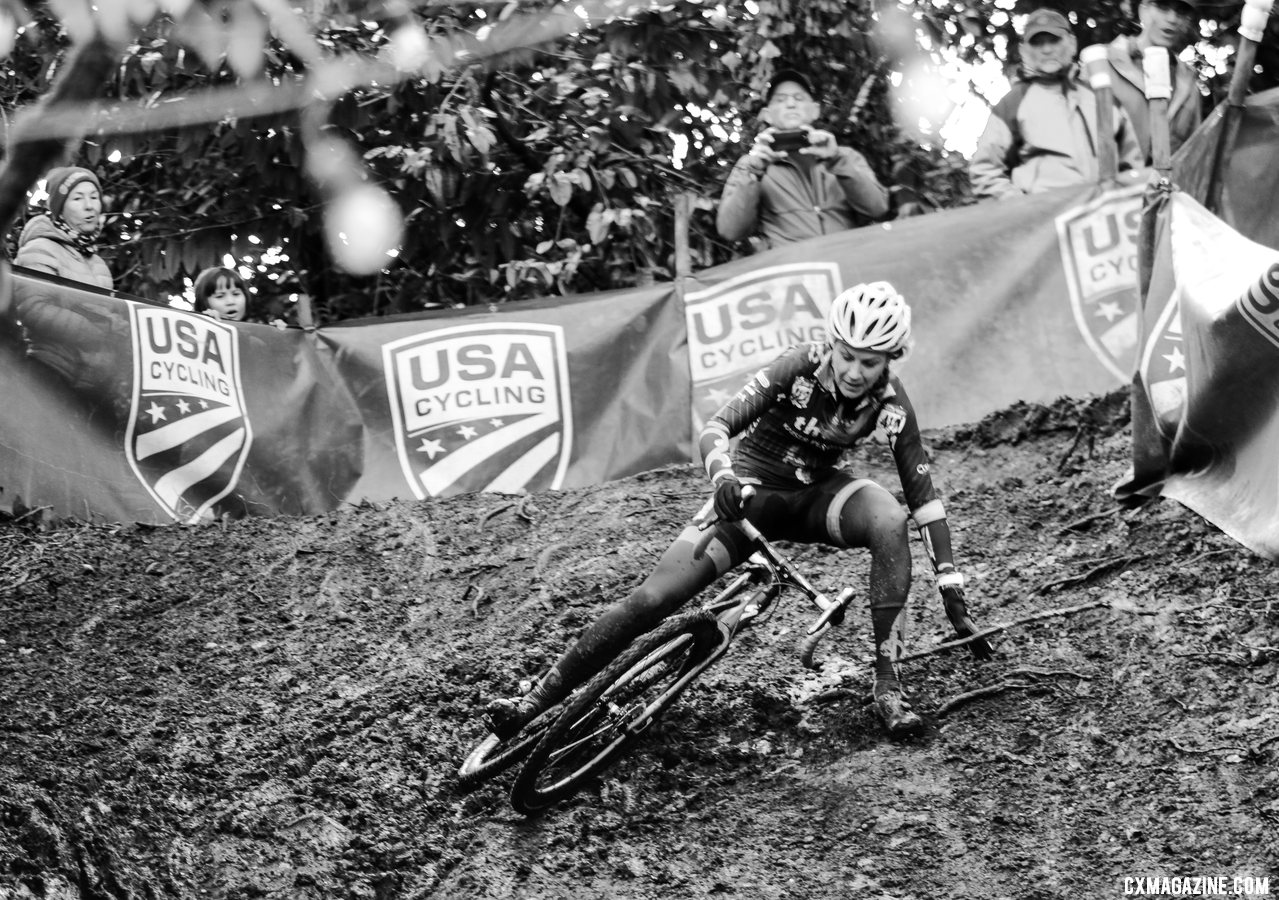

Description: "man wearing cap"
716 68 889 250
970 9 1142 199
1107 0 1205 163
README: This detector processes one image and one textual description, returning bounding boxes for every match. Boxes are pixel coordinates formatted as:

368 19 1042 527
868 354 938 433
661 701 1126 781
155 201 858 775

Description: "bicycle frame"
695 511 854 644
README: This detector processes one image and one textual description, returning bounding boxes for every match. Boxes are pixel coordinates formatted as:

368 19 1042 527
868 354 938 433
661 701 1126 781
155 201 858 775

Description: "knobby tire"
457 707 558 788
509 608 725 815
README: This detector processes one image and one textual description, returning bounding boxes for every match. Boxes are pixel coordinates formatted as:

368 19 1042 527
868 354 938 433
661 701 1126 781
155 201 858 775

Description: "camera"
769 129 809 152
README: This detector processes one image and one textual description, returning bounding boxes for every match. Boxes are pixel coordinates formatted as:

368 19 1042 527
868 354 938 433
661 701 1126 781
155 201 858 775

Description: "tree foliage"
0 0 1273 324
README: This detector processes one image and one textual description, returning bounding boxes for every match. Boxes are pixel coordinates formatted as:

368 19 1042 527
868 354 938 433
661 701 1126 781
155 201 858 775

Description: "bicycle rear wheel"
457 706 558 789
509 608 725 815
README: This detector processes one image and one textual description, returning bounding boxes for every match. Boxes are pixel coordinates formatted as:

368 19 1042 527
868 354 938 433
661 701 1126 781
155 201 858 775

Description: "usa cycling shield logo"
684 262 840 431
125 307 252 522
1139 289 1185 438
383 323 573 498
1055 183 1144 382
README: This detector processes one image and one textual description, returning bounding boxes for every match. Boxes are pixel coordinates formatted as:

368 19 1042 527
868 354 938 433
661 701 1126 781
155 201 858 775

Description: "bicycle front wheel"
457 705 558 789
510 608 725 815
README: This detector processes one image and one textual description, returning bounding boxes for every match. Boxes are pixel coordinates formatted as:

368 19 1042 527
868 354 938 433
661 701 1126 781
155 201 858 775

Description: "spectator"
193 266 249 322
1107 0 1204 164
716 68 889 250
14 166 112 288
969 9 1142 200
9 166 120 393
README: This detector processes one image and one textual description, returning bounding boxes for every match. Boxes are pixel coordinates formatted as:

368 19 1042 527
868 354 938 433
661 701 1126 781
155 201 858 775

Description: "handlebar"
797 586 855 669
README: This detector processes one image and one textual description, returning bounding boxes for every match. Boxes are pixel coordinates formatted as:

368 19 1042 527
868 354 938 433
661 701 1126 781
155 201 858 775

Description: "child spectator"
193 266 249 322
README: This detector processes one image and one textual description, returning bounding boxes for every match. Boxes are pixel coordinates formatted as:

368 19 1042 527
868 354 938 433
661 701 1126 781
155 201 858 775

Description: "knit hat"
45 167 101 218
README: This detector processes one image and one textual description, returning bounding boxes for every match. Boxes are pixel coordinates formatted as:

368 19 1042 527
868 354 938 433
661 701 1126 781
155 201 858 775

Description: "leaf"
586 205 609 244
667 65 703 98
459 105 482 131
466 126 496 155
423 165 447 208
548 173 573 207
437 113 463 163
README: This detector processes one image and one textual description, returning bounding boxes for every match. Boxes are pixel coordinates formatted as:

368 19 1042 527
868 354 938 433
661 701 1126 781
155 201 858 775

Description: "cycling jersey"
698 341 944 526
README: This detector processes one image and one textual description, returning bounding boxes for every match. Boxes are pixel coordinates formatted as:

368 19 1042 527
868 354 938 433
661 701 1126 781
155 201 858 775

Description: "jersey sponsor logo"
790 376 814 408
1055 183 1144 381
794 415 824 437
684 262 841 431
125 307 252 522
383 323 573 498
877 403 907 436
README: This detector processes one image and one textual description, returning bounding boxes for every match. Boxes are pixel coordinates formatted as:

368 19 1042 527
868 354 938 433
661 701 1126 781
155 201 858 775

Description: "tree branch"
899 599 1110 662
0 33 121 238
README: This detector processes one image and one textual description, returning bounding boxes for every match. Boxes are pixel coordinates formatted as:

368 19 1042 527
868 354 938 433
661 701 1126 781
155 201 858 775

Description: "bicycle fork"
617 623 733 739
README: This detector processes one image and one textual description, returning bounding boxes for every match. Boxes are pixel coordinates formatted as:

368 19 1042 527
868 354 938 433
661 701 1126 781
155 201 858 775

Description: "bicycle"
459 495 858 813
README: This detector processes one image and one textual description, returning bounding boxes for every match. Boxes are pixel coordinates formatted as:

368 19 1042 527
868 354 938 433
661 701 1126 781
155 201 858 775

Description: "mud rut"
1 391 1277 900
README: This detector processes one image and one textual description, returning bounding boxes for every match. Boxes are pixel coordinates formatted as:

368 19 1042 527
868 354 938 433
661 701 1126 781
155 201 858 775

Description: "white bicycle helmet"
825 281 912 356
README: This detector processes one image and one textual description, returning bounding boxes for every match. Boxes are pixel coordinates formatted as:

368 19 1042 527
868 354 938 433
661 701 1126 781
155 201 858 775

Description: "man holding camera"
716 69 889 251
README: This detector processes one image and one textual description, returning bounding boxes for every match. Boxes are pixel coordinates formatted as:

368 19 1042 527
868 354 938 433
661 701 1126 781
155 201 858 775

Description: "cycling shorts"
745 470 890 547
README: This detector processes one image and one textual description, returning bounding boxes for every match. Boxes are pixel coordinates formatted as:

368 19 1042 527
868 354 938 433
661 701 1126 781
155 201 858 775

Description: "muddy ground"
1 391 1277 900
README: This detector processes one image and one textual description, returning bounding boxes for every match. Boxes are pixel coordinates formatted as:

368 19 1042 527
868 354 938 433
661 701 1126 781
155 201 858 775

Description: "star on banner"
416 438 444 459
1162 345 1185 374
1095 300 1123 323
705 387 733 408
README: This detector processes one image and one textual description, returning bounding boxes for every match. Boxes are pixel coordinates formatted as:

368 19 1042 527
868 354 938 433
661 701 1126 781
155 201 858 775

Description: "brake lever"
691 486 756 561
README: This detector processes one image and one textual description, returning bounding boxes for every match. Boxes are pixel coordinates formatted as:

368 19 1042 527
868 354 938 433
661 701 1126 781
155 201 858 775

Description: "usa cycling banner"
681 177 1143 433
316 287 690 504
1121 193 1279 559
0 274 366 523
0 274 687 522
1116 87 1279 559
1 181 1145 524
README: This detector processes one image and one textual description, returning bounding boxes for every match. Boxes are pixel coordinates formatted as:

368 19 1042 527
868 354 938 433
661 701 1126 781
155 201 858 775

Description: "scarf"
50 213 100 258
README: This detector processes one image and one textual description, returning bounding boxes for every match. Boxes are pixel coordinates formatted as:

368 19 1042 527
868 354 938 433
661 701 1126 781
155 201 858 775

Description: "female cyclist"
486 281 992 740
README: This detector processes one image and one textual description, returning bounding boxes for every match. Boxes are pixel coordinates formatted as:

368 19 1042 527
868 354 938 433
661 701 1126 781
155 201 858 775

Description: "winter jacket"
716 146 889 249
14 214 113 289
11 214 119 392
969 74 1143 200
1106 36 1204 165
